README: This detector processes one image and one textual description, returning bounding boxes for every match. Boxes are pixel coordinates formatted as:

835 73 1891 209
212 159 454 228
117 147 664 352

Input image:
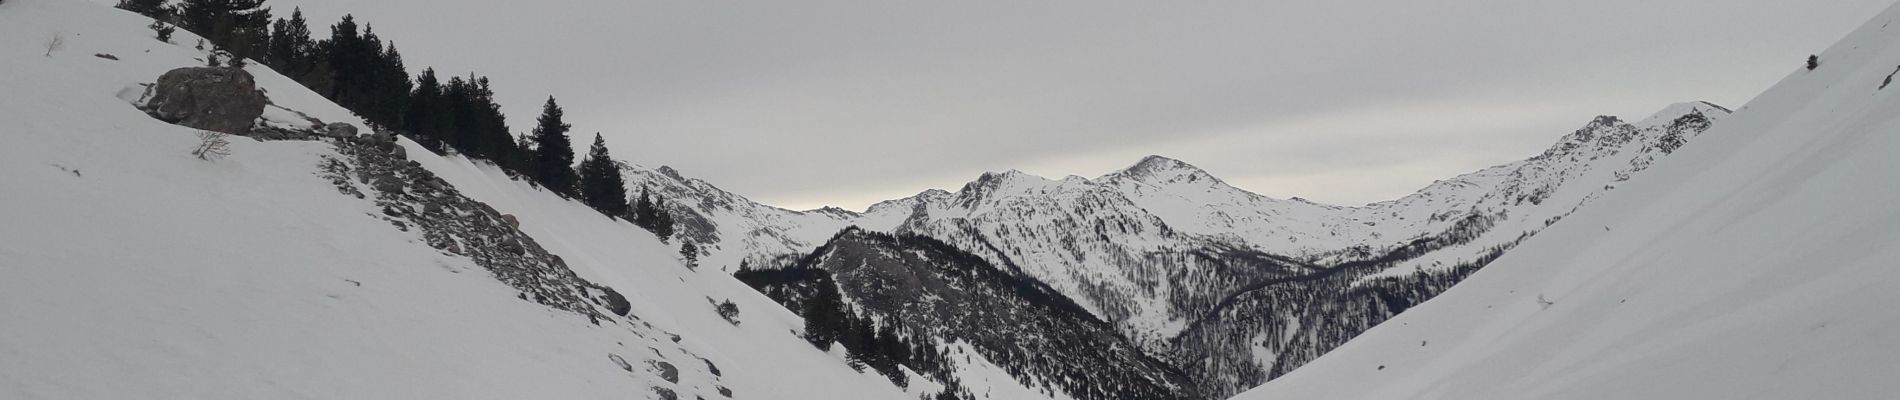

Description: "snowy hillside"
1237 3 1900 399
0 1 909 398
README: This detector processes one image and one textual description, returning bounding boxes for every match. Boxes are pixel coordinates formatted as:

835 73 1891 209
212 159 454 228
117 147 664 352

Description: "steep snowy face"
1237 4 1900 399
1165 101 1734 397
0 2 909 399
1098 156 1355 258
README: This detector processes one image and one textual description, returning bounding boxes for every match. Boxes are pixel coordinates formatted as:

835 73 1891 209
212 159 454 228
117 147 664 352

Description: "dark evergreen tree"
403 68 451 151
678 242 700 270
530 97 579 196
367 40 413 126
266 8 314 77
652 196 676 241
178 0 271 61
116 0 171 20
631 187 655 227
149 20 176 43
578 133 630 216
801 288 841 350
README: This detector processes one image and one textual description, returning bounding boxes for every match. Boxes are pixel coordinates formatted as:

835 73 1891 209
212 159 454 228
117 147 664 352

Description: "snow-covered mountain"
622 95 1729 397
1235 2 1900 398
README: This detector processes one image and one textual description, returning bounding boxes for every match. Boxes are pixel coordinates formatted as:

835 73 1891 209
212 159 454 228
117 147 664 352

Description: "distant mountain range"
625 100 1729 398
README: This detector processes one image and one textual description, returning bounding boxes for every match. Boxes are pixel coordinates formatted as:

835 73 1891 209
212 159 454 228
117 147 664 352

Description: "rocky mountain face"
741 228 1202 400
622 102 1729 398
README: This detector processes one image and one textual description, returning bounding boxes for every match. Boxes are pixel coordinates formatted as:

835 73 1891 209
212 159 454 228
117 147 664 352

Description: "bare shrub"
44 33 65 57
191 130 232 161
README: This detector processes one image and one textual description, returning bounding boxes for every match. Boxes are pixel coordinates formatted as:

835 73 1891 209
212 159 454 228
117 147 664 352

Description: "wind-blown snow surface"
0 1 905 398
1237 4 1900 399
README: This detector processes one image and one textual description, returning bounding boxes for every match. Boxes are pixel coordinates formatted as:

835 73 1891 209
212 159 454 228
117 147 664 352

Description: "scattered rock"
501 214 519 228
138 67 267 134
716 386 732 398
600 286 631 316
321 122 358 139
371 176 405 194
649 360 679 383
608 354 632 372
93 53 118 60
651 387 678 400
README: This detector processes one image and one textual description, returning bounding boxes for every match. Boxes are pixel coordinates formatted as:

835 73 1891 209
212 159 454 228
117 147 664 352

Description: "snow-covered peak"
804 206 861 219
952 169 1062 207
1636 101 1731 128
1101 155 1227 187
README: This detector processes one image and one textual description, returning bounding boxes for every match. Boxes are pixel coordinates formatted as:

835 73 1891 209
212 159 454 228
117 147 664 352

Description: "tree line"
117 0 675 237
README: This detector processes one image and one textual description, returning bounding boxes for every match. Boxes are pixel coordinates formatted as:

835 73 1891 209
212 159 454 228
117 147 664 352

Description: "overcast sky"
270 0 1893 211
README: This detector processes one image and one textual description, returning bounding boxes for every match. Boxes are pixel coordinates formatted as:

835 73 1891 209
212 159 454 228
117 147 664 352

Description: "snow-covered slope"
1236 3 1900 399
0 1 906 398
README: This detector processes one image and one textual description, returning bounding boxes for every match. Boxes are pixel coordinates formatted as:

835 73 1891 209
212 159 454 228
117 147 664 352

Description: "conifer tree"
531 97 579 196
652 196 676 241
578 133 630 216
678 242 700 269
631 187 655 227
116 0 171 20
178 0 271 61
266 8 313 74
802 296 836 350
149 20 176 43
404 68 450 151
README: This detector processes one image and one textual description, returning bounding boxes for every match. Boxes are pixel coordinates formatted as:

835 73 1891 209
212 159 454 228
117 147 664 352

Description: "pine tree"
578 134 630 216
404 68 450 151
802 298 834 350
652 196 676 241
116 0 171 20
149 20 176 43
266 9 314 78
631 187 655 227
178 0 271 61
531 97 579 196
678 242 699 270
323 15 367 104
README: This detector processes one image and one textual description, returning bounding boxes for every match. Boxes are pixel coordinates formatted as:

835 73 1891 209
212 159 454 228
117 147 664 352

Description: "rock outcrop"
139 67 267 134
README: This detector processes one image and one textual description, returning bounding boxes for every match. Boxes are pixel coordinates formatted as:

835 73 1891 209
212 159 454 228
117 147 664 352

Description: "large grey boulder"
140 67 267 134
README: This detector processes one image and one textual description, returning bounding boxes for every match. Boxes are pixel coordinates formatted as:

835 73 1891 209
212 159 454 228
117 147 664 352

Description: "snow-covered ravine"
1235 3 1900 399
0 1 924 398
